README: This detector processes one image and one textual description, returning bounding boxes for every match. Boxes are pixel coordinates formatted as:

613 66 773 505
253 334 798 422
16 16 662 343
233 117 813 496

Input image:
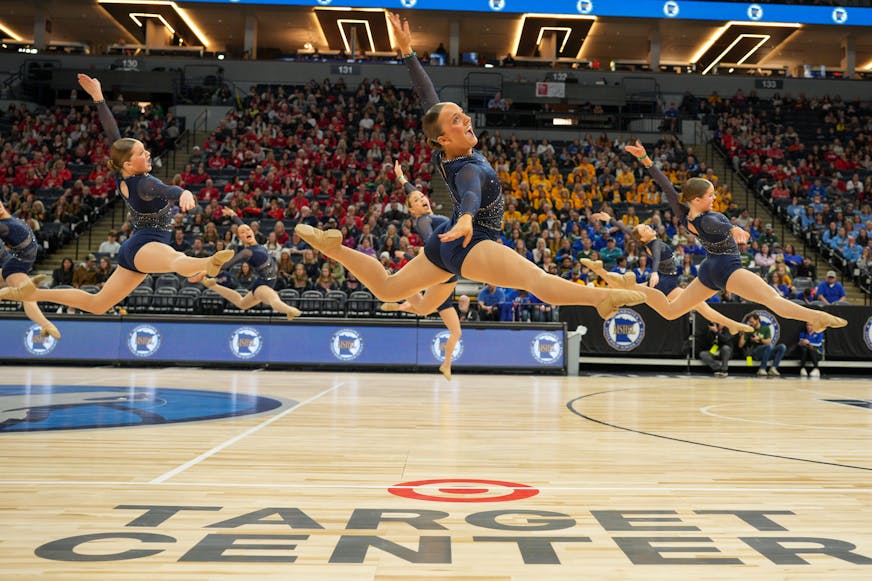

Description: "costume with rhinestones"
97 101 183 273
0 216 38 276
648 164 741 291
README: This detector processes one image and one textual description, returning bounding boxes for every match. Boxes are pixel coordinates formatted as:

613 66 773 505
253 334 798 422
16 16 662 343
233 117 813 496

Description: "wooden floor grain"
1 366 870 579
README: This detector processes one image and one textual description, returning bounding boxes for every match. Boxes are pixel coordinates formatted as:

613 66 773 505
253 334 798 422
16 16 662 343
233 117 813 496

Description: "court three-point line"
150 382 345 484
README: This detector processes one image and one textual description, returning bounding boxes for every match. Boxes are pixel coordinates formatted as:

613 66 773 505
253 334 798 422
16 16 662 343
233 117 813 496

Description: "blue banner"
0 317 564 370
0 319 123 361
179 0 864 27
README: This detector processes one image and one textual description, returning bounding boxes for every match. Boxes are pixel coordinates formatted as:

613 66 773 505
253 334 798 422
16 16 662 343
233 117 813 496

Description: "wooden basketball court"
2 365 871 579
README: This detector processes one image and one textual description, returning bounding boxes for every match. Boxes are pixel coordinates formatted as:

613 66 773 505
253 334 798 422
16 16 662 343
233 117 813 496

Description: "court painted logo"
331 328 364 361
23 324 58 356
863 316 872 352
604 308 645 351
389 478 539 503
747 3 763 21
663 0 679 17
745 309 780 344
832 7 848 24
489 0 505 11
577 0 593 14
531 332 562 364
0 385 284 432
431 331 463 363
230 327 264 360
127 324 161 358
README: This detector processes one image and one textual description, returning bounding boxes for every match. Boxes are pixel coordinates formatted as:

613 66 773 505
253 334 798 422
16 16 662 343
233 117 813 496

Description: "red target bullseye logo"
388 478 539 502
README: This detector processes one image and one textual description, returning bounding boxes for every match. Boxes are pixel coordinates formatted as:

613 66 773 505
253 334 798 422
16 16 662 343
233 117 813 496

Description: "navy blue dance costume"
96 101 184 273
403 55 504 277
412 206 456 312
648 165 742 291
605 217 680 295
214 214 277 293
0 216 39 277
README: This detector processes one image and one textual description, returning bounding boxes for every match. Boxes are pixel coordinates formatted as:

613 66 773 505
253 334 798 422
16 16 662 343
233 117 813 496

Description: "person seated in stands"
95 257 115 289
72 253 99 288
815 270 847 304
457 294 479 322
169 228 190 254
477 284 504 322
52 257 75 287
185 237 211 259
98 230 121 257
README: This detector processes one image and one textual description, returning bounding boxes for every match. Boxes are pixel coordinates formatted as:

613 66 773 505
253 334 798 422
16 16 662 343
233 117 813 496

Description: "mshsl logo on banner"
604 308 646 352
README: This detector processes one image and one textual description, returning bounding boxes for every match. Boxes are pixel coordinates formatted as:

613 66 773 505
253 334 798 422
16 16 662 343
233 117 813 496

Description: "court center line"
149 382 345 484
0 481 871 493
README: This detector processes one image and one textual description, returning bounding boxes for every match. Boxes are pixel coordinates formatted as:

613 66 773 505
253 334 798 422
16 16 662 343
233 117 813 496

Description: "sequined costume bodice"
435 150 503 234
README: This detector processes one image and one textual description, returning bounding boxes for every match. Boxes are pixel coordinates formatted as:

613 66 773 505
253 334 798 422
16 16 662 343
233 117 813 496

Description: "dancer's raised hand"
387 12 413 55
624 139 647 159
77 74 104 102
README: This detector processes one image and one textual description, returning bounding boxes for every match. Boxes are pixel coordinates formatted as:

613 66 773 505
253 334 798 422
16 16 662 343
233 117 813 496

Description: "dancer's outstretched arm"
78 74 122 142
388 12 439 110
624 141 684 220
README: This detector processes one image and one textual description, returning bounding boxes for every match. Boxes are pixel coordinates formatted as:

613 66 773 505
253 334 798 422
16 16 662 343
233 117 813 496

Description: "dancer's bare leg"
459 241 645 319
0 267 145 314
207 283 260 310
665 288 752 335
438 307 461 381
579 259 636 289
580 257 719 321
135 243 233 277
5 272 60 338
384 283 455 315
295 225 452 301
725 269 847 332
254 286 302 320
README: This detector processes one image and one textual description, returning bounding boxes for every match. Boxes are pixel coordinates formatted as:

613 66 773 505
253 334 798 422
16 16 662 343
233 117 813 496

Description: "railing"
0 70 22 99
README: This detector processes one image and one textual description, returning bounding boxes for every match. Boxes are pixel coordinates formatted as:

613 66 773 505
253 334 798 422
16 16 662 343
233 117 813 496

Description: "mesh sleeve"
220 248 253 272
609 217 633 235
403 180 419 196
96 101 122 142
647 164 684 221
415 215 434 240
135 174 184 203
455 164 484 217
650 242 663 272
698 212 734 238
404 55 439 111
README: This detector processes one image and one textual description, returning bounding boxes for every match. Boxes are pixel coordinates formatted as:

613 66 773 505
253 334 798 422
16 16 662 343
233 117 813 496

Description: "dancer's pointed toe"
206 250 235 277
295 224 342 253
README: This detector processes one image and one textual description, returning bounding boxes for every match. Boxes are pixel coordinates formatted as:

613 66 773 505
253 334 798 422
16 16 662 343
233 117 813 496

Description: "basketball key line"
149 382 346 484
